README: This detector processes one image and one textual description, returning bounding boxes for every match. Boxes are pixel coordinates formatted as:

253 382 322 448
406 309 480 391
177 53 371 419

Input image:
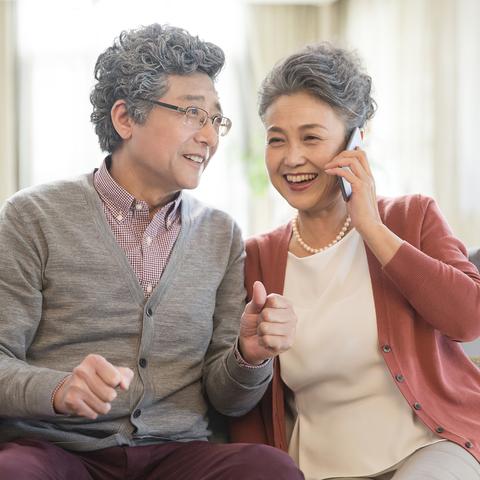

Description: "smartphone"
338 127 362 202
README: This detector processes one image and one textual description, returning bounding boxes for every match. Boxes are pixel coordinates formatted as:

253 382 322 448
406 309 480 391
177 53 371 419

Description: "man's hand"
53 354 134 419
238 281 297 365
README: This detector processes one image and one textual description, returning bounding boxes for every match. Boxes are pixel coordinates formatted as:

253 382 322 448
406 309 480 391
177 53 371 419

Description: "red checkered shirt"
93 159 181 298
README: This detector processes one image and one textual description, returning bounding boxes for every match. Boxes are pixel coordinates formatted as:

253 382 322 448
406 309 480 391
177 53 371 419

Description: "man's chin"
179 176 202 191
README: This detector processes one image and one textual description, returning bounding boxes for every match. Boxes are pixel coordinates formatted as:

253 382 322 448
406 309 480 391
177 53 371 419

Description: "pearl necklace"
292 214 352 254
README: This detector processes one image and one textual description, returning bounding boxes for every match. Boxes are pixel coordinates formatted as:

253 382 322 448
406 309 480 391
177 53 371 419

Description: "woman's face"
263 91 347 214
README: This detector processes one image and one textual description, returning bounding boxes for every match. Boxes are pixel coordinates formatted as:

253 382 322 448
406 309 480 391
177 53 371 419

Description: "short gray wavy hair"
90 24 225 153
259 43 376 135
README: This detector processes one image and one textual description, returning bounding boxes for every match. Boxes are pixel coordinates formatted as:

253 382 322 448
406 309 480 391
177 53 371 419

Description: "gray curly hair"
90 24 225 153
259 43 376 136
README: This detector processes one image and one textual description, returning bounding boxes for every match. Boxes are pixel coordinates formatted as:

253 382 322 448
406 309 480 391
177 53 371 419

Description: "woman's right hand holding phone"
324 147 403 266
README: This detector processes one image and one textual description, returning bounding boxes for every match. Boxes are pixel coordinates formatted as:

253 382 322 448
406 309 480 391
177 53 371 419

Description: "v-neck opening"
80 174 192 307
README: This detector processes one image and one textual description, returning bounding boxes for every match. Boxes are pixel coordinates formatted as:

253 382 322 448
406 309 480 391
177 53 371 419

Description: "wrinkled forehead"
164 73 222 112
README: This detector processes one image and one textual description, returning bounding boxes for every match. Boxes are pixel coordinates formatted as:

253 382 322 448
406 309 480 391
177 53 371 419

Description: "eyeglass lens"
185 107 230 136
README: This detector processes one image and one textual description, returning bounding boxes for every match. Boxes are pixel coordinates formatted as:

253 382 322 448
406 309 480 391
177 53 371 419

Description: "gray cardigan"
0 174 272 451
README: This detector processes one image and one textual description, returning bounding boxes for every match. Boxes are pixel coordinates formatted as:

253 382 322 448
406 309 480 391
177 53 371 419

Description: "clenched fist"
238 281 297 365
53 354 134 420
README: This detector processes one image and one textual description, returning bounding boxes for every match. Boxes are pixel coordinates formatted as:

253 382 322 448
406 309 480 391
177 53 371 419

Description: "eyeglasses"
139 98 232 137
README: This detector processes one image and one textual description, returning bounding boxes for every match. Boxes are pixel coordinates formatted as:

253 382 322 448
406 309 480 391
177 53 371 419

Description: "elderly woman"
230 44 480 480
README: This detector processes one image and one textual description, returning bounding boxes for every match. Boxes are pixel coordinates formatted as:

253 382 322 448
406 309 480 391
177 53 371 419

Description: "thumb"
245 281 267 314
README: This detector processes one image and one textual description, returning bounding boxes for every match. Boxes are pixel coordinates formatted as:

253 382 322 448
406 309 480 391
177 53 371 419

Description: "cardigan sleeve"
228 236 278 445
203 226 273 417
382 197 480 341
0 200 71 417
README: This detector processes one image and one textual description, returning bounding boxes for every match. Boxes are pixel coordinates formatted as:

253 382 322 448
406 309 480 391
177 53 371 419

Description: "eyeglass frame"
137 97 232 137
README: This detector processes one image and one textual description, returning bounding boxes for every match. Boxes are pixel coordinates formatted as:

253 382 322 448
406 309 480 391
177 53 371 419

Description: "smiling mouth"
183 154 206 164
284 173 318 184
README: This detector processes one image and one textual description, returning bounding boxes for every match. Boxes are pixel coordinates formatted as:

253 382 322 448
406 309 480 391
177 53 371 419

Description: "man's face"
123 72 222 197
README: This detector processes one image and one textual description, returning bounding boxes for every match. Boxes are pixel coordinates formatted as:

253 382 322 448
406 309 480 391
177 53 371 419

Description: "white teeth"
285 174 317 183
184 155 204 164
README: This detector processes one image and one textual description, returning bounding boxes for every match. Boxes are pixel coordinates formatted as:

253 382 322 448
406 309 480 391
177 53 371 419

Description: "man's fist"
53 354 134 419
238 281 297 365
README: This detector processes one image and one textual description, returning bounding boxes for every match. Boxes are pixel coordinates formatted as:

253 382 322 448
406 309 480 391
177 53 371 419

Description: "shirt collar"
94 157 182 229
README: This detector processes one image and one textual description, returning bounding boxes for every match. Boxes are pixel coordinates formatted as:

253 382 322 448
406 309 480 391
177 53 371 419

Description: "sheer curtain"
10 0 480 243
15 0 249 231
245 0 480 247
341 0 480 246
242 3 341 234
0 0 17 203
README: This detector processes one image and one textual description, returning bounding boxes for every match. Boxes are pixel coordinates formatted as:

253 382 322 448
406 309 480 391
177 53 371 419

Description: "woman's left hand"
324 147 382 237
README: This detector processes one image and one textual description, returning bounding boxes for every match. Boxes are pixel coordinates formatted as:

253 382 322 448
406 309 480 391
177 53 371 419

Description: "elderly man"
0 24 302 480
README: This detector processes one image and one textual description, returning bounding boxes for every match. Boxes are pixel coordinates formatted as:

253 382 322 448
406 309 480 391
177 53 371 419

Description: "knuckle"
270 342 280 352
110 371 122 386
261 310 272 323
258 322 269 335
67 385 83 397
85 410 98 420
270 294 287 309
98 402 111 415
85 353 100 364
106 389 117 402
64 395 79 411
72 365 87 380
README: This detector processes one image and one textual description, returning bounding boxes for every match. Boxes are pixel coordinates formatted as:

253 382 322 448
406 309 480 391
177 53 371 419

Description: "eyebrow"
267 124 328 133
177 94 223 114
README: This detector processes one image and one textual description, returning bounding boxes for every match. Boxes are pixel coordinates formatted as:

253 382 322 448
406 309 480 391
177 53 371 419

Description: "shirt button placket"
133 409 141 419
135 308 151 430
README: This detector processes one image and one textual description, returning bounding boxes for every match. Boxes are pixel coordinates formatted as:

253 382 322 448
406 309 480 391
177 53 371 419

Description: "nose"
283 144 307 168
193 120 219 149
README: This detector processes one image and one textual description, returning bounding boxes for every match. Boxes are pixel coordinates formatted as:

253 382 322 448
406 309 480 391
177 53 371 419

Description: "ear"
111 99 134 141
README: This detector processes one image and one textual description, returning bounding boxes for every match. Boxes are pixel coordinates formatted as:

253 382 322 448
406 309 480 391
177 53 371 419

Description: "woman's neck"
290 200 350 257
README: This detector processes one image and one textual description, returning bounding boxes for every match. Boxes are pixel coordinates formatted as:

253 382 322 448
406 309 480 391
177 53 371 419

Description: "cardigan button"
395 374 405 383
413 402 422 410
146 308 153 317
435 426 445 434
139 358 147 368
465 441 473 449
382 345 392 353
133 409 142 418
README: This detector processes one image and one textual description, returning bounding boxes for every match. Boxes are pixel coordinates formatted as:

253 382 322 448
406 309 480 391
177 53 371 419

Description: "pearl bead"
292 214 351 255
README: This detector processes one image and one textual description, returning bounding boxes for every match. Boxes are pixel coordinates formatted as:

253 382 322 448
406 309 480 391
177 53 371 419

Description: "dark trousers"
0 438 304 480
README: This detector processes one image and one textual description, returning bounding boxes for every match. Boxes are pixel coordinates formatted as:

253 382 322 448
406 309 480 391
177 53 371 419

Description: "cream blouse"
280 228 440 480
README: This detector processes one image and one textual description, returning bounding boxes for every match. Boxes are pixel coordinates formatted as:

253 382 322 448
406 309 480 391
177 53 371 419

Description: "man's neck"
108 154 179 210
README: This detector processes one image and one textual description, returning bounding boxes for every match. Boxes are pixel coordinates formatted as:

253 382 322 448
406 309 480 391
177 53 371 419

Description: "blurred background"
0 0 479 353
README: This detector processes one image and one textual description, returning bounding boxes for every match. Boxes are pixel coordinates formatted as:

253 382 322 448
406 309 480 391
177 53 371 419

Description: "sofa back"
469 248 480 271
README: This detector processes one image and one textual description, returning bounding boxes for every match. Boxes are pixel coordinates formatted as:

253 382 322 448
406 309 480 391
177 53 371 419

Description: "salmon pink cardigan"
229 195 480 462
